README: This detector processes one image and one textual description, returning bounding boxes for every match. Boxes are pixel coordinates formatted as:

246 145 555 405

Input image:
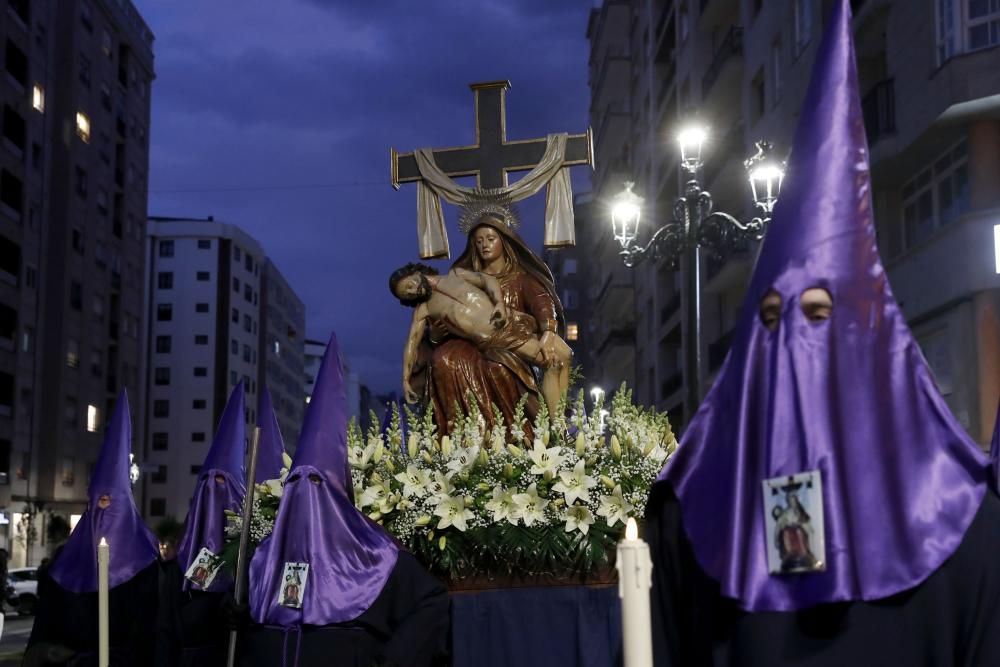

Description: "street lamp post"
611 130 784 422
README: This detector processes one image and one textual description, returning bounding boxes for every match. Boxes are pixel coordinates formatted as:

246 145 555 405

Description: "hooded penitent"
660 0 987 612
176 382 247 592
256 383 287 484
49 391 159 593
249 333 399 626
990 401 999 492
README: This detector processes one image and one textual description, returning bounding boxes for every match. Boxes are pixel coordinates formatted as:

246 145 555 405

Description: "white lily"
358 479 391 509
512 483 549 527
552 459 598 506
645 444 670 464
428 471 455 502
393 464 431 498
596 484 634 527
445 445 480 475
527 441 564 477
433 496 474 531
261 477 284 498
348 441 376 470
484 487 518 525
564 504 596 535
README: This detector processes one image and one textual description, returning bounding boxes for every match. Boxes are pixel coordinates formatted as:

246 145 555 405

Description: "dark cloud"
136 0 593 393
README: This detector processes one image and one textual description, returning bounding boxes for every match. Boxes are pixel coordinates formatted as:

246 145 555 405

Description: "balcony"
702 27 743 99
862 78 895 147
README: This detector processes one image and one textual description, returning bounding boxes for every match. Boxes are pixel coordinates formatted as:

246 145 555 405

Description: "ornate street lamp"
611 128 785 421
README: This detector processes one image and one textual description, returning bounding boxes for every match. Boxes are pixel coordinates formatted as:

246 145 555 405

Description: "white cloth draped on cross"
414 133 576 259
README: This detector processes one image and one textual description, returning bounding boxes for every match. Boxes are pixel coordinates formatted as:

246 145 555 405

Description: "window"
231 308 239 323
194 334 209 345
86 404 100 433
149 498 166 517
190 465 202 475
151 465 167 484
901 139 969 251
194 367 207 377
193 399 207 409
794 0 812 55
0 170 22 215
25 265 36 289
751 68 765 123
157 303 172 321
152 432 168 451
89 350 101 377
75 166 87 198
79 54 91 87
71 227 84 254
91 295 104 321
968 0 1000 49
155 336 172 353
154 367 170 385
243 344 252 363
32 84 44 112
196 271 210 281
101 29 112 57
938 0 1000 62
69 281 82 310
191 432 206 443
197 239 211 249
566 323 579 341
234 246 241 262
230 371 238 384
244 314 252 333
771 38 782 104
233 277 240 293
2 106 26 151
66 339 79 368
159 240 174 257
157 272 173 289
75 111 90 143
153 400 170 418
563 259 578 275
4 41 27 87
195 302 209 313
64 397 78 427
244 284 252 302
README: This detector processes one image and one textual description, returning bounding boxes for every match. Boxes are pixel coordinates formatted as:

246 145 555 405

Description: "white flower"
358 480 390 509
564 504 596 535
445 445 480 475
393 465 431 498
512 483 549 527
528 441 564 476
646 445 670 465
484 487 518 525
597 484 634 527
348 441 376 470
552 459 598 506
428 471 455 502
433 496 474 531
261 478 284 498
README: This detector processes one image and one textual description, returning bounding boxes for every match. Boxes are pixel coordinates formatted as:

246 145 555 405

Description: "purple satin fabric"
50 391 158 593
661 0 987 612
249 333 398 626
257 385 287 483
177 383 247 591
989 402 999 492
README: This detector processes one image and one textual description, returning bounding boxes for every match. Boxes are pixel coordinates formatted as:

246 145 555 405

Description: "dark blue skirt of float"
449 584 622 667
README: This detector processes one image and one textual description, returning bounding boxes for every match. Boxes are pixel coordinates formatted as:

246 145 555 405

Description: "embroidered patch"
762 471 826 575
184 547 223 589
278 562 309 608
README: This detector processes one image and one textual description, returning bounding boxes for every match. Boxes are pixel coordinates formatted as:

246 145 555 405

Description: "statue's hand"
538 331 563 368
428 318 449 345
403 380 420 405
490 304 507 329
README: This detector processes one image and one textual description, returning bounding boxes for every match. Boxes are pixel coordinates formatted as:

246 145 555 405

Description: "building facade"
0 0 154 565
143 217 305 520
583 0 1000 443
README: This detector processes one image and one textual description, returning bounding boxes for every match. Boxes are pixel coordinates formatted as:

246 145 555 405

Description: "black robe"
24 561 160 667
237 551 449 667
153 559 229 667
646 482 1000 666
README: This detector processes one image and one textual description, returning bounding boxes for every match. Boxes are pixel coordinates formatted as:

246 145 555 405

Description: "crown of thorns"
457 189 521 234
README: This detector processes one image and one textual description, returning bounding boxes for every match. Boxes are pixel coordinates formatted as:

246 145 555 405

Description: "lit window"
305 395 311 404
66 339 79 368
566 323 579 341
86 404 99 432
32 84 44 112
274 340 280 356
75 112 90 143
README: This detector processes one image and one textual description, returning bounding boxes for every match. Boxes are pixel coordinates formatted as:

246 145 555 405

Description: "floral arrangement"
221 384 676 582
349 384 676 581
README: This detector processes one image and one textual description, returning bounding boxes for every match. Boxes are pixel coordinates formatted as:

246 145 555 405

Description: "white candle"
617 517 653 667
98 537 109 667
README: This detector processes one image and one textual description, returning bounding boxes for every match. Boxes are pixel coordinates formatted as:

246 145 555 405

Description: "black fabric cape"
646 481 1000 666
153 559 229 667
237 551 449 667
24 561 160 667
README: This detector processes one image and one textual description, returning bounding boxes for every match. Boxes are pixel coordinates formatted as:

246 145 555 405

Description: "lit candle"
617 517 653 667
98 537 109 667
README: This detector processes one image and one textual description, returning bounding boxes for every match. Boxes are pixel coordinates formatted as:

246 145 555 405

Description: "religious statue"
391 198 570 435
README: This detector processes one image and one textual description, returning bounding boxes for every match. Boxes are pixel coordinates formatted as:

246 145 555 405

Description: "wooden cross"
391 80 593 190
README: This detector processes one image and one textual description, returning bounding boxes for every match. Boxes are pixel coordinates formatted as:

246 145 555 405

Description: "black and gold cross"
390 80 593 190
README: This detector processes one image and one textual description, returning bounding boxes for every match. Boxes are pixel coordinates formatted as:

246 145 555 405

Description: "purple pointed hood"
176 383 247 591
249 333 398 626
256 384 287 484
50 391 159 593
990 401 1000 492
661 0 987 612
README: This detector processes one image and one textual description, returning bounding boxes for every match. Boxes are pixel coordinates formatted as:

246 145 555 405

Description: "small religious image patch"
184 547 223 589
762 471 826 575
278 562 309 609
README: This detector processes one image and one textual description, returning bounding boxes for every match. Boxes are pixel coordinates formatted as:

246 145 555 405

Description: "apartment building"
143 217 305 520
1 0 154 565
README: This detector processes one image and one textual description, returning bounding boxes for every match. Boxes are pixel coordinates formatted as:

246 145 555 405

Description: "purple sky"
135 0 596 395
